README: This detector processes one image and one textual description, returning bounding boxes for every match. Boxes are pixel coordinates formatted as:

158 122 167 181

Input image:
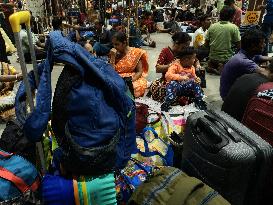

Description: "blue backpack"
15 31 136 175
0 149 40 202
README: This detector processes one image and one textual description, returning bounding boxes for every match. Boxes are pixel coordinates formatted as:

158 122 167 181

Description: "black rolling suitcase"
181 110 273 205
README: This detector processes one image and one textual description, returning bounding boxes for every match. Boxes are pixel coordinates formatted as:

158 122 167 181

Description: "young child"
161 47 207 111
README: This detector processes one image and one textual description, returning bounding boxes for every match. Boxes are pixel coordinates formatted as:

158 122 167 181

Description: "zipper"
199 190 219 205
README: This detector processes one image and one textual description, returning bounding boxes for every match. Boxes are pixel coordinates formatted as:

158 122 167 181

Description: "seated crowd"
1 4 273 204
1 5 273 129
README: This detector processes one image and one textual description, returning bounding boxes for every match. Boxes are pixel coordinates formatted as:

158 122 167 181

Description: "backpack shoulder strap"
0 166 40 193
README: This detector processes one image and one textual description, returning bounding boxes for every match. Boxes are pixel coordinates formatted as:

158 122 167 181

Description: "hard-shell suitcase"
242 97 273 146
9 11 46 173
242 83 273 146
181 110 273 205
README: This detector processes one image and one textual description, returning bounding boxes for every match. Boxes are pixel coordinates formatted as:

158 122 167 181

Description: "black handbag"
0 120 36 164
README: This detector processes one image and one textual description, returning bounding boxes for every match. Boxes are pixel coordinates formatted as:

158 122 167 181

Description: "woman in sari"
148 32 206 103
109 32 149 98
147 32 193 102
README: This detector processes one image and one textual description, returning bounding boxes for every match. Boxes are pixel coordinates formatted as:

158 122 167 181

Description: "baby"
161 47 207 111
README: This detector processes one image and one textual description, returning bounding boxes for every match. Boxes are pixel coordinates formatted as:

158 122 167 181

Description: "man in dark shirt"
64 20 116 56
222 65 273 121
220 29 266 99
92 21 114 56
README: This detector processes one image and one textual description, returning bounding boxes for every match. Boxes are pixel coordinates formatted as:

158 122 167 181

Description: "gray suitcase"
181 110 273 205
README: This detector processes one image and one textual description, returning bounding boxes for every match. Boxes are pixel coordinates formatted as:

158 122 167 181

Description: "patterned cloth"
165 80 204 106
147 47 175 102
114 47 149 97
135 97 199 115
115 159 153 205
147 77 167 102
257 89 273 100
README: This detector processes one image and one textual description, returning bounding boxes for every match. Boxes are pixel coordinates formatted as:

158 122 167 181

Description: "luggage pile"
1 11 273 205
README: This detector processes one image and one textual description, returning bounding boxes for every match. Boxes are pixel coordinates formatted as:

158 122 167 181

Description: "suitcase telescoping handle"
9 11 46 174
9 11 39 109
195 118 229 153
9 11 39 88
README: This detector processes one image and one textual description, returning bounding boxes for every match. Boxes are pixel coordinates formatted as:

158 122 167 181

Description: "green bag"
128 167 230 205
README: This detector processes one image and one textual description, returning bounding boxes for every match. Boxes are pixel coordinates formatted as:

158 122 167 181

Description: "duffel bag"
128 167 230 205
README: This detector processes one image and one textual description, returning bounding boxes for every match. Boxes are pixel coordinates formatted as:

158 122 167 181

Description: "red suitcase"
242 83 273 146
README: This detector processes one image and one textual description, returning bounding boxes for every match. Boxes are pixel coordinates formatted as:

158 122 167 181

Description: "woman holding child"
161 47 207 111
148 32 204 103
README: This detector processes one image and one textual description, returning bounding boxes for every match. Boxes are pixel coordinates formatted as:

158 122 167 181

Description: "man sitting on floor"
220 29 268 100
222 60 273 121
205 6 241 75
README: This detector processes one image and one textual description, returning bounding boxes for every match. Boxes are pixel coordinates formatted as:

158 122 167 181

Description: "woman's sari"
114 48 149 98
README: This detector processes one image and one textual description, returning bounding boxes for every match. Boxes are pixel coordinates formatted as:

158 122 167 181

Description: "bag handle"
0 166 40 193
142 127 159 139
195 117 229 153
9 11 46 174
205 112 241 143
